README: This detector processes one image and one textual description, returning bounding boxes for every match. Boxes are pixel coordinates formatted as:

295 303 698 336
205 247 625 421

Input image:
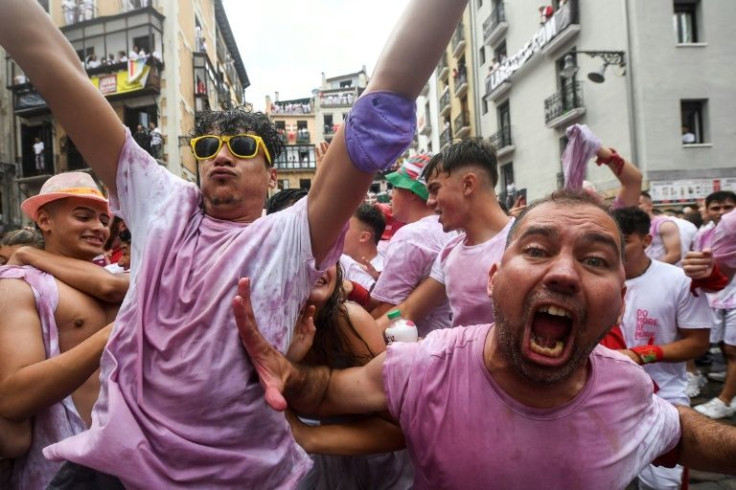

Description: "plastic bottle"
384 310 418 344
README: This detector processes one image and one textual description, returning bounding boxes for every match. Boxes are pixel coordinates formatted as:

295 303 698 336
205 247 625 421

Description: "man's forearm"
16 247 129 303
284 364 332 416
677 405 736 472
0 324 111 421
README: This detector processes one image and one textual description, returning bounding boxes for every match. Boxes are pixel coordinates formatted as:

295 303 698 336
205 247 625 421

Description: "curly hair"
191 107 284 165
308 264 377 369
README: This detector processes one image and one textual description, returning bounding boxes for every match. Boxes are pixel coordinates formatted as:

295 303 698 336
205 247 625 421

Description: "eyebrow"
517 225 557 241
73 206 110 219
578 232 621 256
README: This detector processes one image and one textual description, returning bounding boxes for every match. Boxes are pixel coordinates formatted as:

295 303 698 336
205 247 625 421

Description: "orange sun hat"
21 172 109 222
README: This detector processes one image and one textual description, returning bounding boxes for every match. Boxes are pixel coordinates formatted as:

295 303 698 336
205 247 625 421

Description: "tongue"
532 313 570 348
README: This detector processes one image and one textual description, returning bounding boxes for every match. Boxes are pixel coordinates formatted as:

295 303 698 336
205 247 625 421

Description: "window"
339 80 353 88
300 179 312 190
297 120 308 130
673 0 699 43
323 114 333 134
500 163 515 208
497 101 510 132
479 46 486 66
279 179 290 190
275 121 286 131
494 41 507 62
482 98 488 115
680 99 708 144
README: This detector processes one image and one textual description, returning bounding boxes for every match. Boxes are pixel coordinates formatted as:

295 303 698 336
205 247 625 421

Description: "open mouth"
314 275 328 287
528 304 574 361
81 236 104 247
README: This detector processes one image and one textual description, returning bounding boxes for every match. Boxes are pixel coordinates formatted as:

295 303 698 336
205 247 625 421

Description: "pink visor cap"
21 172 109 222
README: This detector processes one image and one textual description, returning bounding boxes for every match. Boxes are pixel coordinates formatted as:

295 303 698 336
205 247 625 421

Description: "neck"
483 327 588 409
44 243 93 262
204 201 262 223
626 256 652 279
404 204 435 224
463 195 511 245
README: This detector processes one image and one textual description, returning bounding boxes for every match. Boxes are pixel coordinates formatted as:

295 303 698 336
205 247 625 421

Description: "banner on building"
650 178 736 203
90 61 151 96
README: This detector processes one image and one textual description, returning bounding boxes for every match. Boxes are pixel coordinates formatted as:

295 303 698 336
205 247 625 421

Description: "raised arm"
233 278 387 416
11 247 129 303
0 0 126 192
596 146 642 208
676 405 736 473
307 0 468 265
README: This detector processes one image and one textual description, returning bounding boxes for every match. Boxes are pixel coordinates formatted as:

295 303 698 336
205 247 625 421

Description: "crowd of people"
1 0 736 488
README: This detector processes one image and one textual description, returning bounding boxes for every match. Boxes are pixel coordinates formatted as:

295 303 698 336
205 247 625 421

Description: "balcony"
419 116 432 136
451 23 466 58
541 0 581 57
440 126 452 150
483 3 508 47
271 98 313 115
439 88 451 118
274 144 317 172
453 112 471 139
489 126 515 158
320 88 358 108
544 82 585 128
296 131 311 145
437 53 449 80
453 67 468 98
485 75 511 103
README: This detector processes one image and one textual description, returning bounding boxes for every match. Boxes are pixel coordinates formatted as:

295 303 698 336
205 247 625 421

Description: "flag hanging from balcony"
128 59 150 85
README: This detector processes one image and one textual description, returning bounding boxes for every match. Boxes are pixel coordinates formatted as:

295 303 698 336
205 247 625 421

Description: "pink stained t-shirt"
429 219 513 328
371 215 456 337
45 132 344 488
693 221 736 309
713 209 736 269
383 324 681 490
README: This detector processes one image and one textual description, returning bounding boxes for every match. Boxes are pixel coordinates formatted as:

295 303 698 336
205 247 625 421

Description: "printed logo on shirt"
635 309 658 342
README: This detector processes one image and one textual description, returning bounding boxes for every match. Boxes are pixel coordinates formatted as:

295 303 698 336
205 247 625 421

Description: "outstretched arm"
233 278 387 417
676 405 736 473
375 277 447 329
288 411 406 456
307 0 468 265
11 247 129 303
0 0 126 193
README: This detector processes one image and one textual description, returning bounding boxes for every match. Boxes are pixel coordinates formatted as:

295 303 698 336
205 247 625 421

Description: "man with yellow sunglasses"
0 0 469 487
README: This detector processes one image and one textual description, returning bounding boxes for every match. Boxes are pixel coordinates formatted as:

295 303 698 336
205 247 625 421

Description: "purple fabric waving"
562 124 601 190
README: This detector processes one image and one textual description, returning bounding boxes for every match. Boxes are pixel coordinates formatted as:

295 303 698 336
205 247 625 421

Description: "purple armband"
344 91 416 174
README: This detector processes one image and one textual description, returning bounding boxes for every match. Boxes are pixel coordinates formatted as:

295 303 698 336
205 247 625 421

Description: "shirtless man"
0 172 118 488
236 191 736 489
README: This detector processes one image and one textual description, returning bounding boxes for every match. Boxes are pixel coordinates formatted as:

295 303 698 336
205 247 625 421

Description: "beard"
492 290 605 385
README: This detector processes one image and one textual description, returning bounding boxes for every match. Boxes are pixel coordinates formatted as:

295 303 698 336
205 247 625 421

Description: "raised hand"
315 141 330 169
232 278 291 411
286 305 317 363
683 249 715 280
359 256 381 280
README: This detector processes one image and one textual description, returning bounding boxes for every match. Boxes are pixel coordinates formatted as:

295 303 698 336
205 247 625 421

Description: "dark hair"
104 216 125 251
266 189 308 215
354 203 386 245
611 207 651 237
1 228 44 248
191 108 284 165
684 211 703 229
640 191 652 200
309 264 376 369
423 138 499 187
118 229 131 243
506 189 624 258
705 191 736 208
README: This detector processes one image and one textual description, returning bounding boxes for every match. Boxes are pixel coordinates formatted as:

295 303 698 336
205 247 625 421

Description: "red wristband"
595 148 625 176
631 345 664 364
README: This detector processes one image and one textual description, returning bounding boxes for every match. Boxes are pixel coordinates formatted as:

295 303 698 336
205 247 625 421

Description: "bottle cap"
387 310 401 320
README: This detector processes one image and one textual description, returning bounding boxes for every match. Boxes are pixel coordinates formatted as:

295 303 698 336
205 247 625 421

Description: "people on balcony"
62 0 76 25
78 0 94 22
33 137 45 173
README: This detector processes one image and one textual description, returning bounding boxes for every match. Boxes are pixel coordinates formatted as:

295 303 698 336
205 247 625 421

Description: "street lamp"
561 50 626 83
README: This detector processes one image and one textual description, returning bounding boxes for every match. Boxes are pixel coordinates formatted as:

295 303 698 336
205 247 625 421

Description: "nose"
212 141 235 166
543 252 581 296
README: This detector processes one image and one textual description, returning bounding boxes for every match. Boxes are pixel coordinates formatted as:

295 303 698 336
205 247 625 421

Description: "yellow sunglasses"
189 133 272 165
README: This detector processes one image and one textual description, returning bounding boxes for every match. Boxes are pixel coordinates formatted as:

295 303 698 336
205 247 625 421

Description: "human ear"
487 262 499 298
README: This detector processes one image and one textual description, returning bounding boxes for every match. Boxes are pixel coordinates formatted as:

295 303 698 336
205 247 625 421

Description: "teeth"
539 305 571 318
530 337 564 358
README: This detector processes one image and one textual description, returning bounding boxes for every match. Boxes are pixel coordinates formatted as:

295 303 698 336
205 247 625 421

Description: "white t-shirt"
33 141 44 156
150 127 163 146
372 215 456 336
429 219 513 328
672 217 697 266
620 260 711 405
